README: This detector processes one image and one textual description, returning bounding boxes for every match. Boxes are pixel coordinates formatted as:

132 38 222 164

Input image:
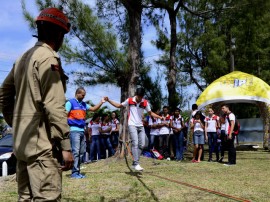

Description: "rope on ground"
119 139 134 160
87 141 251 202
146 173 251 202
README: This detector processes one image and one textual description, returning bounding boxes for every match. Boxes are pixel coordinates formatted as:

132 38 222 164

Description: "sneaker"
79 173 86 178
208 159 213 162
218 156 224 163
70 173 84 179
132 164 144 171
223 163 236 166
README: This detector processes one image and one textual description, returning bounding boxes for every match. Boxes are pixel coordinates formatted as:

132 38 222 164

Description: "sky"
0 1 196 110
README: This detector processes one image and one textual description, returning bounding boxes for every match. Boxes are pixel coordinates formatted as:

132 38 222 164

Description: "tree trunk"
167 11 179 110
257 102 270 150
118 84 129 158
118 0 142 158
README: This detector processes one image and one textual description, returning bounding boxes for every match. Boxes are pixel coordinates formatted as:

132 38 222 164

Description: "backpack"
227 114 240 135
142 151 153 158
151 149 164 160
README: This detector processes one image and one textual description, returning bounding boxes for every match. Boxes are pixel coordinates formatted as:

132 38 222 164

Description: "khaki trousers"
17 156 62 202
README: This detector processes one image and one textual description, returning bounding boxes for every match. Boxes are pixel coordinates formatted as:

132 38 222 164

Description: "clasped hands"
101 96 109 103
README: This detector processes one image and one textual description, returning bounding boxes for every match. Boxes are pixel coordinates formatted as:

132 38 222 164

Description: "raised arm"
107 97 123 108
89 97 106 112
148 111 163 120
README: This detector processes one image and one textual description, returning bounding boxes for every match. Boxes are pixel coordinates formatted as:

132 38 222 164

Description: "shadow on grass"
63 196 108 202
123 154 159 202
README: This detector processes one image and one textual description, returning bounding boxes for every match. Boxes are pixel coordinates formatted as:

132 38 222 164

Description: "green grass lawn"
1 148 269 202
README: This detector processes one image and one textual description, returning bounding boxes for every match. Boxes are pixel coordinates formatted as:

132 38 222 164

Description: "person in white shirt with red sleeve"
148 109 161 150
158 106 171 158
204 108 220 162
170 108 185 161
221 104 236 166
106 88 163 171
110 111 120 150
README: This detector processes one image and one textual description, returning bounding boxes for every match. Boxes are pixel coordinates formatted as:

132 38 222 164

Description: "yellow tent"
195 71 270 149
196 71 270 109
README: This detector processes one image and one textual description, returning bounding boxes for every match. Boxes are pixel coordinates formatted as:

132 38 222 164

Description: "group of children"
143 106 189 161
143 104 233 164
190 104 237 165
84 111 120 162
84 103 236 166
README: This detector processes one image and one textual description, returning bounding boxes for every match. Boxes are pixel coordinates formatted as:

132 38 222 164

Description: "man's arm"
39 57 74 170
148 111 162 120
107 98 123 108
89 97 106 112
229 120 235 139
0 66 15 126
39 57 71 149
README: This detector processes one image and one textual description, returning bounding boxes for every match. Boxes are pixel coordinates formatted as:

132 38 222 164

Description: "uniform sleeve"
229 114 235 122
121 99 129 107
38 57 71 151
145 101 151 112
0 66 15 126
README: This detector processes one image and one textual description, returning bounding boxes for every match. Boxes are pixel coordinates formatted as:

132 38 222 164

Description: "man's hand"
101 97 107 103
61 150 74 171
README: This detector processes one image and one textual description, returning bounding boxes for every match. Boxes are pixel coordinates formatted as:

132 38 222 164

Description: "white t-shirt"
225 113 236 135
148 117 160 136
88 121 101 136
121 97 151 126
171 115 184 129
100 122 111 135
205 115 219 132
159 114 171 135
221 123 226 131
190 118 204 132
111 118 119 131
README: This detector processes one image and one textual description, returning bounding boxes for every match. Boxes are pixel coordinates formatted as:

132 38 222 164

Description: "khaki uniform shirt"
0 42 71 162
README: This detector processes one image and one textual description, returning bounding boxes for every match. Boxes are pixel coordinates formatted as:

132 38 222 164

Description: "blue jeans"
128 125 145 166
149 135 158 150
111 132 119 148
100 136 115 157
173 131 184 160
207 132 219 160
70 131 85 175
90 135 101 161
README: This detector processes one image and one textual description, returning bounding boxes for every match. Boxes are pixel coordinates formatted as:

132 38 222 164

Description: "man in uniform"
0 8 74 201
